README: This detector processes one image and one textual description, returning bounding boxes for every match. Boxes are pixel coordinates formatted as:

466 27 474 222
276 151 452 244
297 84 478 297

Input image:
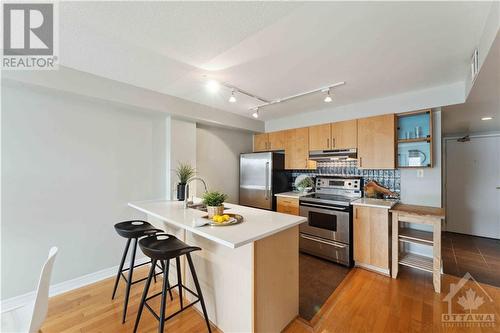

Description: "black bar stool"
133 233 212 333
112 220 173 323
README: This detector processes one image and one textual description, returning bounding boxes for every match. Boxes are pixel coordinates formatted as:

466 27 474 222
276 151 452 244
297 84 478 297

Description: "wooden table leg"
433 217 441 293
391 212 399 279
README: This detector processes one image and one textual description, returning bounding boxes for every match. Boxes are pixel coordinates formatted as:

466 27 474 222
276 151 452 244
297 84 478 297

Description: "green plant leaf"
202 191 228 207
175 162 195 184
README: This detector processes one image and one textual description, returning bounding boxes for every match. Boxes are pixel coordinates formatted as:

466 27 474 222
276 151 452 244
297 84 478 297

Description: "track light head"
252 108 259 118
229 90 237 103
324 89 332 103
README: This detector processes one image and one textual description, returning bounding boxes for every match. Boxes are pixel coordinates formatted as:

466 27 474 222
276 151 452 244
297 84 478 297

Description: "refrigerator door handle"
265 161 270 200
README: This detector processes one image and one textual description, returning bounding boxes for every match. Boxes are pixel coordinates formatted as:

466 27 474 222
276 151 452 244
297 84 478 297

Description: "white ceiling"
442 32 500 135
59 1 493 120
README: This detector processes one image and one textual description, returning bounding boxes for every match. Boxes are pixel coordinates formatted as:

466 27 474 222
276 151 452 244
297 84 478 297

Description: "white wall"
400 110 442 207
196 125 253 204
1 82 166 299
3 66 265 132
465 2 499 97
166 117 197 200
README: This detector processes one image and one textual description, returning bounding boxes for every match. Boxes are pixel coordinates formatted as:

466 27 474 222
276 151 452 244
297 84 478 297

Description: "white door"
445 136 500 238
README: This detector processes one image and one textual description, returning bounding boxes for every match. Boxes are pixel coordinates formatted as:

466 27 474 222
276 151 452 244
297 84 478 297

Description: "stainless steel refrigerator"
239 152 289 210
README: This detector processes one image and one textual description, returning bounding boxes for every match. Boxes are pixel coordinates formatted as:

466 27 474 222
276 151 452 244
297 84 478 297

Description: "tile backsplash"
287 160 400 196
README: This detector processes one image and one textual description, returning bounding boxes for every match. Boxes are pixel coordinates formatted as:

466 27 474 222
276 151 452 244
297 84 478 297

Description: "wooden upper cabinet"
357 114 396 169
253 131 285 152
285 128 315 170
309 124 331 151
331 119 357 149
253 133 269 152
268 131 285 151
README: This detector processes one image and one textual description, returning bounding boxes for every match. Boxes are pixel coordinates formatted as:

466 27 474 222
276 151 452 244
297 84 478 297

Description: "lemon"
223 214 230 221
216 216 225 223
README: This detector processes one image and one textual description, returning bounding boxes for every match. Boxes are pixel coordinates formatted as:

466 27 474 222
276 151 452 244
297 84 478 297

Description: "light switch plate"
417 169 424 178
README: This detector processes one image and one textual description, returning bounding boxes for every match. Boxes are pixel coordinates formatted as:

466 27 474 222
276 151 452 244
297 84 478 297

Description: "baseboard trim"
0 256 150 313
355 262 390 276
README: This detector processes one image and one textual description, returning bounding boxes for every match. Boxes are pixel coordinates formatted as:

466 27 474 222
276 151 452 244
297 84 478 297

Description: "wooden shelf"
397 137 431 144
399 228 433 245
399 253 433 273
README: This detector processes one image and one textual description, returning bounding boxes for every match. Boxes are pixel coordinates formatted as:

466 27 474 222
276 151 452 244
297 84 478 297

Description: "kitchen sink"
188 203 230 212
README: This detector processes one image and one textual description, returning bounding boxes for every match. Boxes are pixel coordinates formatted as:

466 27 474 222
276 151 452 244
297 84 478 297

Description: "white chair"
1 247 58 333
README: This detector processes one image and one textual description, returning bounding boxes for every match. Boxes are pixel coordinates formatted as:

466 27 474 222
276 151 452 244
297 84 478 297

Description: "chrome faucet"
184 176 209 208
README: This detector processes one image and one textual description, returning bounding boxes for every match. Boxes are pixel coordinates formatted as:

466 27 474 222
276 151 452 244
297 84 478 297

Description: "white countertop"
351 198 399 209
274 191 311 199
128 200 306 249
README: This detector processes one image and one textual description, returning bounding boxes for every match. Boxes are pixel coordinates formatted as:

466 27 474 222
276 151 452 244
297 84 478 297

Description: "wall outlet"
417 169 424 178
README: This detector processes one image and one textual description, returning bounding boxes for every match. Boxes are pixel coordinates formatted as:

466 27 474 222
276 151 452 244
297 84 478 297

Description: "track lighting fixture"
252 108 259 119
229 90 237 103
324 89 332 103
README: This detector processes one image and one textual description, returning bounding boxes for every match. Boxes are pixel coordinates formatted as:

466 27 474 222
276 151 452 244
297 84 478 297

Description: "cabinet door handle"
359 157 362 167
332 138 335 148
327 138 330 148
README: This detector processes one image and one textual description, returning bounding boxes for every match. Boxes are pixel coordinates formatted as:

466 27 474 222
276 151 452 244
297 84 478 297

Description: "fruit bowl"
203 213 244 226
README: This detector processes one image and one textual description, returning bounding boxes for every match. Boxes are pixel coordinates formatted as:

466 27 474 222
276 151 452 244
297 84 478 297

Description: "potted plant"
297 177 314 193
202 191 228 218
175 162 195 201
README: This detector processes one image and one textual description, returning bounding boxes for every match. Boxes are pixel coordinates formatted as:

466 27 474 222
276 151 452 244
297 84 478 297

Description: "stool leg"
176 257 183 309
112 238 131 300
122 237 138 323
152 259 157 283
186 253 211 333
159 260 170 333
133 259 156 333
160 261 173 300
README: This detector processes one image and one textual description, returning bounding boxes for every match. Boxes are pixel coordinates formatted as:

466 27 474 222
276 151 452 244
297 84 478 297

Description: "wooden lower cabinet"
353 206 390 275
276 197 299 215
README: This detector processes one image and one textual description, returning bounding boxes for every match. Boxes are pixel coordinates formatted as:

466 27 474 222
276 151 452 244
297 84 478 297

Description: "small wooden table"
390 203 445 293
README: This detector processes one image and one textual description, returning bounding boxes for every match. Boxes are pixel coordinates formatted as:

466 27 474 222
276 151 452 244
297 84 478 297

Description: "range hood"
309 148 357 161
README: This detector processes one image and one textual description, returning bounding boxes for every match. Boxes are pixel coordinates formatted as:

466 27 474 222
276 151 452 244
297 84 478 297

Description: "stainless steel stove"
299 177 362 266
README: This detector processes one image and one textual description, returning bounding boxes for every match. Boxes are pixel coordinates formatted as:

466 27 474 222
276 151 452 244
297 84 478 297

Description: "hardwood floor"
41 267 220 333
41 265 500 333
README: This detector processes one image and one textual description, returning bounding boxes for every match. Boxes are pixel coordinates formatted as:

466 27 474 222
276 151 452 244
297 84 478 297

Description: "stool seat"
114 220 160 239
139 234 201 261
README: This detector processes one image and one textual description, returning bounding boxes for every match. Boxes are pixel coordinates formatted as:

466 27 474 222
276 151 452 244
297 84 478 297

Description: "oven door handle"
300 234 348 249
299 202 349 212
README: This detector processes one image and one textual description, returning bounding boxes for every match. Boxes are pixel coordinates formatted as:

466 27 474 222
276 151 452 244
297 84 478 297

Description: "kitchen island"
128 199 306 333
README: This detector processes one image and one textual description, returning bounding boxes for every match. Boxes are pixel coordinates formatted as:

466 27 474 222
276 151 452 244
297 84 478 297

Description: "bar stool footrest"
143 283 202 323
